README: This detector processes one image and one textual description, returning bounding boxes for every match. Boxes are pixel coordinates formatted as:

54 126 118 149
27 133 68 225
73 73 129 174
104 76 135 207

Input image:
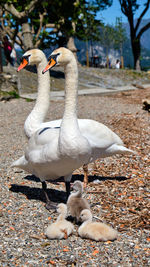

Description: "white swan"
12 47 92 209
78 209 118 241
17 48 56 138
42 48 135 176
45 203 74 239
17 49 134 186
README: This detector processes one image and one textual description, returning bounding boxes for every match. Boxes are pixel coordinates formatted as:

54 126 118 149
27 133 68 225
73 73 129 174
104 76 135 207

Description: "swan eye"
42 53 60 74
20 54 31 63
48 53 60 63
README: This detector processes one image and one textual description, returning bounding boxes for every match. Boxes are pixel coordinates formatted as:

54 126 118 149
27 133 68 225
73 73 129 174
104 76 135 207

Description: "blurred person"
10 47 17 66
3 35 14 66
115 59 120 69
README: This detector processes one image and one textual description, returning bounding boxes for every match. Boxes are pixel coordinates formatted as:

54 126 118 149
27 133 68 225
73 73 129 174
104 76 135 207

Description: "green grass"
8 90 20 98
26 98 34 102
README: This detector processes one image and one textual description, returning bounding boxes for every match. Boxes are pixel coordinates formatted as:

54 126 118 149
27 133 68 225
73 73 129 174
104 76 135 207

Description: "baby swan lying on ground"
45 203 74 239
78 209 118 241
67 180 90 222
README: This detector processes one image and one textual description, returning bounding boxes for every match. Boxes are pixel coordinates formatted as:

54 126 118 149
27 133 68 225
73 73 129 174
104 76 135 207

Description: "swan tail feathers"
11 156 30 171
108 144 136 155
119 146 136 155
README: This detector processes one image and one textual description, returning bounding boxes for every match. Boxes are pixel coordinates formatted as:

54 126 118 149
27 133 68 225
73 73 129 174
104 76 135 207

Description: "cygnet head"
57 203 67 217
72 180 83 194
17 49 45 71
42 47 74 74
79 209 93 222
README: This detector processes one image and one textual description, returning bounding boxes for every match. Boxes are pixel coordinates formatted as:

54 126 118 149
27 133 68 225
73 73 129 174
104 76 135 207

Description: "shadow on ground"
24 174 128 183
10 184 66 204
9 174 129 205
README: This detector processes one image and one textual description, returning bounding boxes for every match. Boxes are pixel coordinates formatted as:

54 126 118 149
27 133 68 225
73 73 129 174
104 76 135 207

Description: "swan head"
17 49 45 72
79 209 93 222
42 47 73 74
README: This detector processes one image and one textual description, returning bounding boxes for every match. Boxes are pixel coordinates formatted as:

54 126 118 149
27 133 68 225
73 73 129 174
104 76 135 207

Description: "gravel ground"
0 86 150 266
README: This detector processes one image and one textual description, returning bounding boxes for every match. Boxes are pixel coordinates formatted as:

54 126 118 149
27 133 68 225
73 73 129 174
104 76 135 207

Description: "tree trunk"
106 56 109 68
106 46 109 68
86 40 89 67
22 18 33 51
131 38 141 70
121 56 124 69
67 36 78 60
120 44 124 69
0 26 3 73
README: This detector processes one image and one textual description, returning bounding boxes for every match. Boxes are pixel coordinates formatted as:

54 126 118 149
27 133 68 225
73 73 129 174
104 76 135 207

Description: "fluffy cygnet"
67 180 90 222
78 209 118 241
45 203 74 239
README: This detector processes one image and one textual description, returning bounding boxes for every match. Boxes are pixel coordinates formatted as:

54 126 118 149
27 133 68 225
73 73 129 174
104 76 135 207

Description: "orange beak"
42 58 56 74
17 58 28 72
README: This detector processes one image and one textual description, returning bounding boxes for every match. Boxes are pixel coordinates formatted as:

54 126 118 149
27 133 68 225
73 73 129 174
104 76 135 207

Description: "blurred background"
0 0 150 71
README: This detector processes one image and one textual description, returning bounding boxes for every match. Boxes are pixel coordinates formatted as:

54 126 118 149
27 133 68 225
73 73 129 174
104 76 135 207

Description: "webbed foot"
45 201 57 210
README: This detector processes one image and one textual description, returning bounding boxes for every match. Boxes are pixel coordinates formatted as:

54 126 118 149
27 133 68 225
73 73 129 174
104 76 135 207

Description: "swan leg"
83 164 88 186
64 174 71 201
42 181 57 210
65 181 70 201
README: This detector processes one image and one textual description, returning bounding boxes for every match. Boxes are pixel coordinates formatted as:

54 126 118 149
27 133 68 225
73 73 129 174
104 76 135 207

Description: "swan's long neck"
62 58 78 126
24 57 50 138
58 56 80 151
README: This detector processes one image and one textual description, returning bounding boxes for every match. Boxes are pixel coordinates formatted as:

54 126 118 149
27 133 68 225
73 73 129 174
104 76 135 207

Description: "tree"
50 0 112 61
100 24 116 67
74 0 113 65
0 0 56 50
74 0 103 65
0 0 112 59
114 17 127 68
119 0 150 70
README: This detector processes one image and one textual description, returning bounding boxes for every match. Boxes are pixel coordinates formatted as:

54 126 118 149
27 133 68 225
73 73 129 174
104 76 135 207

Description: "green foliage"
98 17 127 54
26 98 34 102
1 0 113 49
8 90 20 98
100 24 116 48
113 17 127 54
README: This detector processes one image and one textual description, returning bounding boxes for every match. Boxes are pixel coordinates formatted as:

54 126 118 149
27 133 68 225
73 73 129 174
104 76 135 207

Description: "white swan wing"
40 119 62 129
77 119 134 159
78 119 123 147
40 119 123 147
25 127 59 163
